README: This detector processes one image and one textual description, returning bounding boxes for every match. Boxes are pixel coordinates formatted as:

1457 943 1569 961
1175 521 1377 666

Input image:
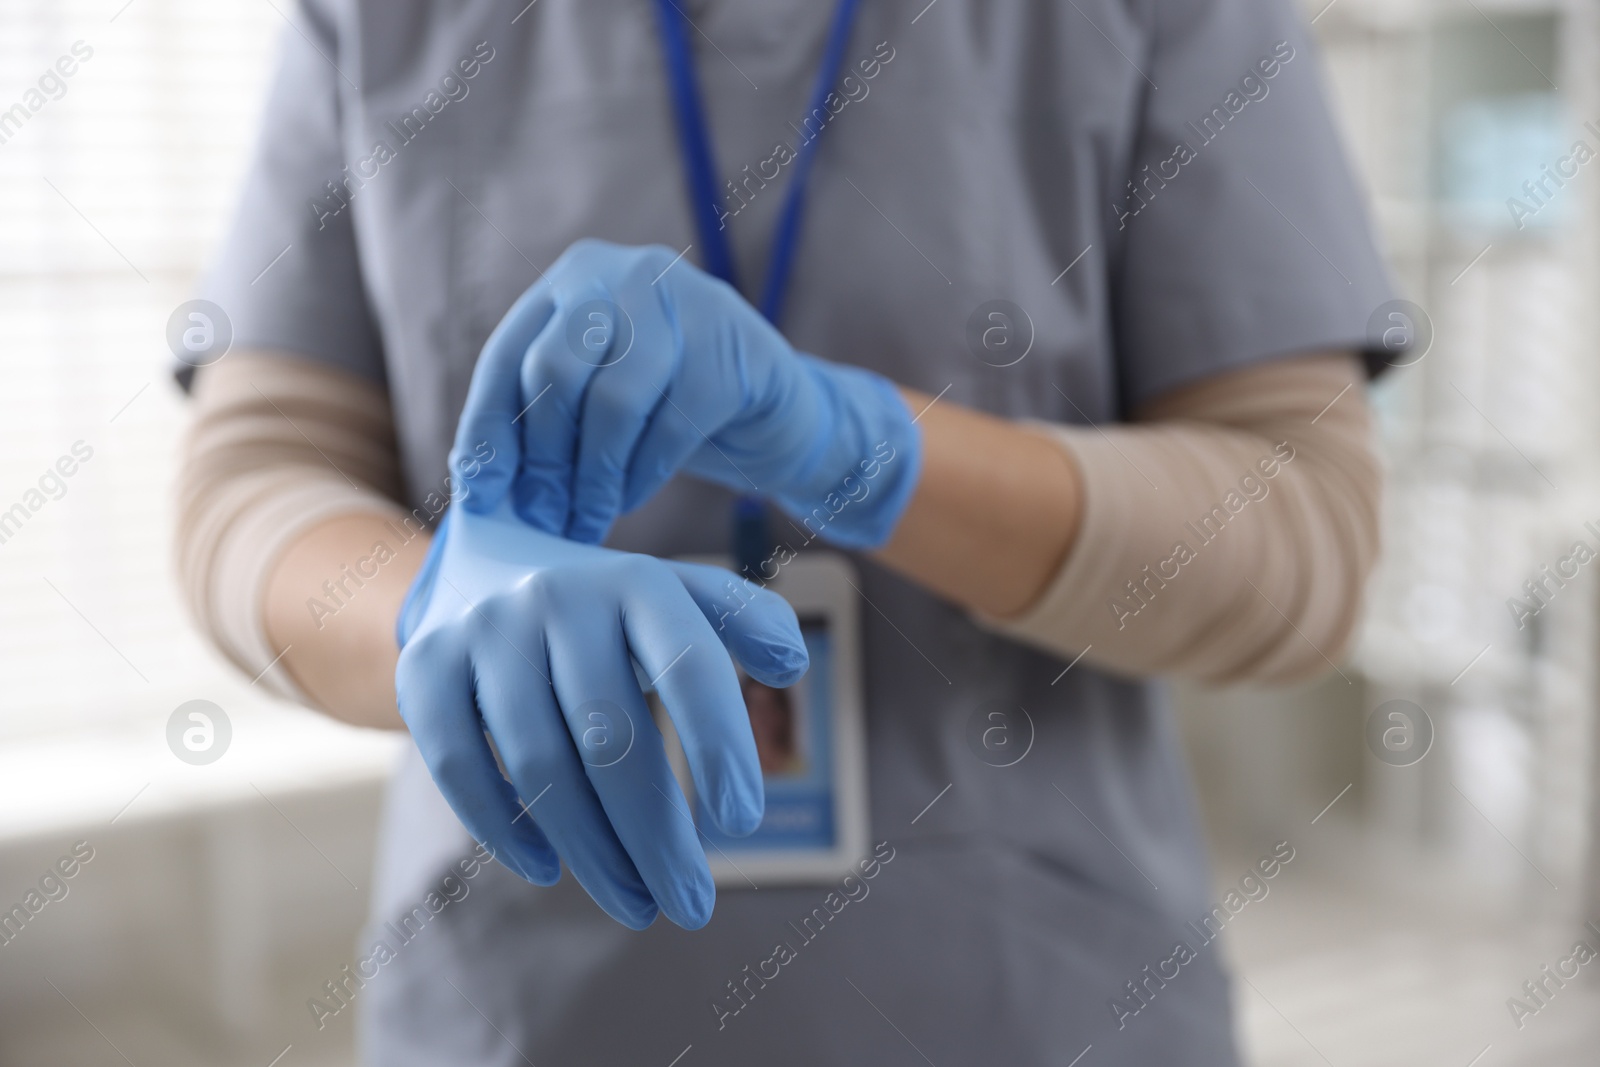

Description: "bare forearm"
263 512 428 731
874 389 1083 617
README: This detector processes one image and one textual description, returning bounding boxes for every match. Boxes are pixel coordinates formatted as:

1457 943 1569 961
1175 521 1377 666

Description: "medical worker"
177 0 1394 1063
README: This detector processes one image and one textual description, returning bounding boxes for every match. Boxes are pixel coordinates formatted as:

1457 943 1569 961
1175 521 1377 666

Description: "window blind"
0 1 296 743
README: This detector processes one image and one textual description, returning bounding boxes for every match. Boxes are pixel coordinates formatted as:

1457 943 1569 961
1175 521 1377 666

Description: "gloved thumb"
666 560 809 688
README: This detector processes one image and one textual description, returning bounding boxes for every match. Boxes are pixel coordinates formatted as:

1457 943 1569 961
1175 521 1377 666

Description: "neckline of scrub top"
652 0 863 328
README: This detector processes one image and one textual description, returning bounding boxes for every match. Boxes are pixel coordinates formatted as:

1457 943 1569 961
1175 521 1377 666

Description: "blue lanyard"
653 0 863 327
653 0 863 576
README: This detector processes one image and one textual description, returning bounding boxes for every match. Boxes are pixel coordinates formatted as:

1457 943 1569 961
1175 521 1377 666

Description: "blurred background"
2 0 1600 1064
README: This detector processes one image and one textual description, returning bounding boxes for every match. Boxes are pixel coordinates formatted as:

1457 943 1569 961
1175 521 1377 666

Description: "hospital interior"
2 0 1600 1064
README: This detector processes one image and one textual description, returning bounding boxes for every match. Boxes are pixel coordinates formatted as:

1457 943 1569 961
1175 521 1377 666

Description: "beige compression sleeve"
981 354 1379 685
175 351 409 700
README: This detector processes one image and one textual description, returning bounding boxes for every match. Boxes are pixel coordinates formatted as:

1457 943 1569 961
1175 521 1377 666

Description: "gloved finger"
545 592 718 930
394 635 562 886
472 637 660 930
622 560 771 838
451 284 557 516
566 267 679 543
512 288 610 534
619 361 738 514
668 559 810 689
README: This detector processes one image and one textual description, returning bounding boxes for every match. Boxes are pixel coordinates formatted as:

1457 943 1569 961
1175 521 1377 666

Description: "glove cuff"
773 358 923 551
395 508 453 647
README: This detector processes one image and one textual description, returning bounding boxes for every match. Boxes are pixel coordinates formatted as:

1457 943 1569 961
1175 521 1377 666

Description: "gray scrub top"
202 0 1393 1063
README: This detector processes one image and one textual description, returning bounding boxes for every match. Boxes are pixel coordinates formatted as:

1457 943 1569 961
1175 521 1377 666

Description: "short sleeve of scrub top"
197 0 385 386
1107 0 1395 410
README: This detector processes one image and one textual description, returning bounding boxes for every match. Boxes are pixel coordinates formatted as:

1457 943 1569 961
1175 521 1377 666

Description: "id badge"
651 552 869 886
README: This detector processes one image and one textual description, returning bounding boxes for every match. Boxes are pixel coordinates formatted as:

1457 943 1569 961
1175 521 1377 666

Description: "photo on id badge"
652 552 869 885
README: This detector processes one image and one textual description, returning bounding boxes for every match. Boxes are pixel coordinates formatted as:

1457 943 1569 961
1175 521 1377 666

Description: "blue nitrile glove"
450 238 922 548
393 497 809 930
